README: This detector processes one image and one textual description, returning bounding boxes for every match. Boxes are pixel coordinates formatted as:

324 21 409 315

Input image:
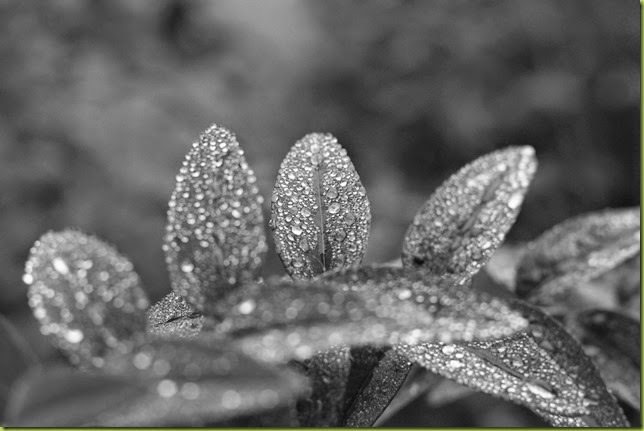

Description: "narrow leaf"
576 310 640 409
270 133 371 279
214 266 527 363
24 230 149 369
0 315 40 419
147 292 204 338
396 300 628 427
402 146 537 283
516 207 640 305
164 124 267 312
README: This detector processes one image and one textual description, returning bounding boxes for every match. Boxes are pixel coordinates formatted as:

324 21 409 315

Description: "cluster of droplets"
164 125 266 311
403 146 537 282
271 133 370 279
24 230 149 368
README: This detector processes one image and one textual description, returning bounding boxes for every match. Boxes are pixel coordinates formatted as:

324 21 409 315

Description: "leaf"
213 266 527 363
6 340 305 426
147 292 205 338
396 300 628 427
516 207 640 306
402 146 537 283
576 310 640 409
164 124 267 312
270 133 371 279
290 345 351 426
0 314 40 419
24 230 150 369
342 347 413 426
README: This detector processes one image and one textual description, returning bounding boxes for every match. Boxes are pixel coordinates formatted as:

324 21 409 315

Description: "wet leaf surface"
402 146 537 283
164 124 267 312
147 292 204 339
396 301 628 427
213 266 527 363
270 133 370 279
516 207 640 306
24 230 149 369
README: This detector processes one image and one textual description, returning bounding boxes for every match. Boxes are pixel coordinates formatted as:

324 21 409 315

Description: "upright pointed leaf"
271 133 371 279
147 292 204 338
402 146 537 283
24 230 149 369
396 301 628 427
516 207 640 305
164 124 267 312
213 266 527 363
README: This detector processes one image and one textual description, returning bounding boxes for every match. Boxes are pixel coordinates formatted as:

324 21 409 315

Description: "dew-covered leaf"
396 301 628 427
24 230 149 369
270 133 370 279
576 310 640 409
147 292 204 339
516 207 640 306
164 124 267 312
0 314 40 419
290 345 350 426
342 347 413 426
402 146 537 282
214 266 527 363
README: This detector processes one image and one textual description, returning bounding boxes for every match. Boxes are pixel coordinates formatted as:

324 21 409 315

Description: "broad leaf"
396 301 628 427
342 347 413 426
576 310 640 409
402 146 537 283
147 292 204 338
0 315 40 419
516 207 640 306
270 133 371 279
164 124 267 312
214 266 527 363
24 230 149 369
290 345 351 426
6 339 305 426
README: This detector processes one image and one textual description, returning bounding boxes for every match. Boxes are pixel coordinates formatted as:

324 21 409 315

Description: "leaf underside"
164 124 267 312
24 230 149 369
396 301 628 427
271 133 371 279
402 146 537 283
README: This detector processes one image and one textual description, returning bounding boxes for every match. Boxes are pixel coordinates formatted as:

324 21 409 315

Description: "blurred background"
0 0 639 425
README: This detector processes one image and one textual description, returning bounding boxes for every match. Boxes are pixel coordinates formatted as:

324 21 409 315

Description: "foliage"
1 124 639 426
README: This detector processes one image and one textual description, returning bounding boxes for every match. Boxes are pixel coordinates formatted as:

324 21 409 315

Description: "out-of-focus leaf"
214 266 527 363
24 230 149 369
516 207 640 306
164 124 267 312
424 376 476 408
270 133 371 279
7 339 306 427
576 310 640 409
342 347 413 426
484 243 527 291
0 315 40 419
147 292 204 338
396 301 628 427
402 146 537 283
290 346 350 426
4 367 149 426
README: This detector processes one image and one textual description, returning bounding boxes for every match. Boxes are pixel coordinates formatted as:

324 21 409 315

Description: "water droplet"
180 261 194 273
441 345 456 355
52 257 69 275
293 258 304 268
222 390 242 409
301 208 311 218
447 359 464 369
344 213 356 225
397 289 412 300
292 225 303 235
326 186 338 199
335 230 346 241
507 192 524 209
64 329 84 343
299 238 309 252
526 381 555 399
511 357 524 368
157 379 178 398
328 203 340 214
22 273 33 285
